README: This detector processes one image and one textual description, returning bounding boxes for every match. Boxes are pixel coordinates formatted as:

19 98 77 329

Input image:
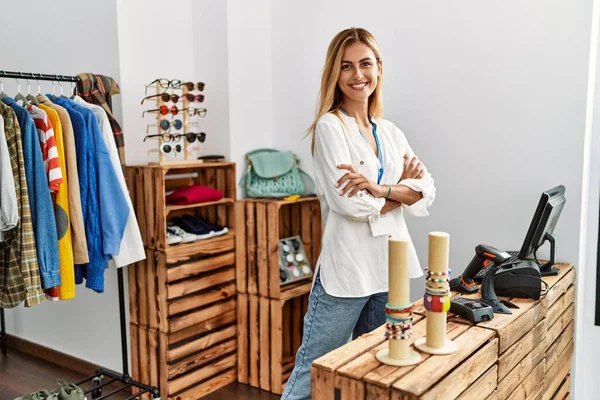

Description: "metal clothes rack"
0 70 160 400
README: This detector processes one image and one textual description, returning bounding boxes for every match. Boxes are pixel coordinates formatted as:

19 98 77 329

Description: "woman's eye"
342 64 352 71
362 62 372 68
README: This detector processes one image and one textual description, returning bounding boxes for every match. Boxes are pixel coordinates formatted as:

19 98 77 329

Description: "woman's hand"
400 154 425 181
336 164 386 198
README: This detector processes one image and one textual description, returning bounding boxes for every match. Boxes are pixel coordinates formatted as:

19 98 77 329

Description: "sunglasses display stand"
150 81 196 165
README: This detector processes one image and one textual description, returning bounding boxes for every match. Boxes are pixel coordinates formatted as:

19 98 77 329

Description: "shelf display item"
279 235 313 285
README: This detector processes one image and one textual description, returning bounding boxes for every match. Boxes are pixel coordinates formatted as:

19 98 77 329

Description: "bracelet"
385 184 392 199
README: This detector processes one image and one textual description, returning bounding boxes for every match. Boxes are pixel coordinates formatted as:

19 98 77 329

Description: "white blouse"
312 111 436 297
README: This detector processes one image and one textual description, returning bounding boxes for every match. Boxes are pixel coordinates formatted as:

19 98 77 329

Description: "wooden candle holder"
376 239 422 366
414 232 458 355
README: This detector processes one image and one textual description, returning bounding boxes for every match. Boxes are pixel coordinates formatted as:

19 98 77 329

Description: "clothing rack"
0 71 160 400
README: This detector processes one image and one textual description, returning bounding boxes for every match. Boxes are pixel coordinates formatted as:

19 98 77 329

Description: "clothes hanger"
25 77 39 106
69 80 77 100
0 74 8 100
59 78 67 98
14 76 28 106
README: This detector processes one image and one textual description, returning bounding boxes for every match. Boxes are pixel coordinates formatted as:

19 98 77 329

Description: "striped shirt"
26 105 63 192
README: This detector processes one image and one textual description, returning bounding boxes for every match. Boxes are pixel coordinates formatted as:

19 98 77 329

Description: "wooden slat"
138 255 149 329
168 310 236 346
546 322 574 372
300 202 313 267
148 329 159 390
367 384 391 400
237 293 249 384
154 168 166 250
168 354 237 396
128 262 139 326
312 367 335 400
158 331 168 396
543 342 573 400
279 203 291 238
335 375 365 400
420 338 498 400
498 301 545 354
143 168 156 247
498 319 546 380
169 368 237 400
256 202 269 297
138 326 149 388
542 265 575 310
130 324 139 393
271 296 284 394
292 296 303 359
291 203 301 237
165 232 235 262
392 327 495 396
167 252 235 282
268 202 281 298
249 294 260 387
146 249 159 330
246 202 258 295
505 360 545 400
168 283 236 316
235 201 247 294
282 300 292 361
134 168 146 245
547 287 575 336
456 364 497 400
497 341 545 399
168 338 237 380
552 375 570 400
168 325 237 362
167 267 235 299
169 298 236 332
260 296 271 391
545 304 575 354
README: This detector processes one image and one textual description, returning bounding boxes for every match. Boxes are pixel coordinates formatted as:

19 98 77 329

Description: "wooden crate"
311 314 499 400
237 284 311 394
125 162 237 252
235 197 322 298
130 324 237 400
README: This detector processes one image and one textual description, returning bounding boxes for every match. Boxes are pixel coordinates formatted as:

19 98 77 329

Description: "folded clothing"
166 185 224 205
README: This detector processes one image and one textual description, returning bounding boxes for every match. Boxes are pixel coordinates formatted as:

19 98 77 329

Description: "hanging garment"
2 98 60 292
38 103 76 301
38 94 89 265
0 101 44 308
77 73 125 165
74 96 144 268
0 114 18 241
26 104 62 301
49 95 106 293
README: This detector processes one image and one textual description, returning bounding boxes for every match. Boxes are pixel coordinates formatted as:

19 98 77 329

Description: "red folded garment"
166 185 224 205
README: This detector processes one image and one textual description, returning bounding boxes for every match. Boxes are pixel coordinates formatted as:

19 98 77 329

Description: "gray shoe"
54 380 85 400
14 391 59 400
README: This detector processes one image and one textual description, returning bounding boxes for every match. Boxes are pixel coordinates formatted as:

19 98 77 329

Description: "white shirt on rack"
312 111 435 297
74 96 146 268
0 114 18 241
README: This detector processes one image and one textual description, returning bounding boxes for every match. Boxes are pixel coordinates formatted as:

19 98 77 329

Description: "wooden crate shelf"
126 161 238 399
312 262 575 399
126 162 236 251
235 197 322 299
237 287 310 395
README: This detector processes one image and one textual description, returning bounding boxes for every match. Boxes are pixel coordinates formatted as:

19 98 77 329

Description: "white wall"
0 0 125 373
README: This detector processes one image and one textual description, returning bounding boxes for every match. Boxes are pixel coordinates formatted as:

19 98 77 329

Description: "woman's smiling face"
337 42 381 104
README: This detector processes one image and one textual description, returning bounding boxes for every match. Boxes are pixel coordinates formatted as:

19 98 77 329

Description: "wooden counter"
311 262 575 400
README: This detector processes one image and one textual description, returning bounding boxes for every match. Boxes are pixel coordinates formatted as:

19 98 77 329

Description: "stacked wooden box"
125 162 238 399
236 197 322 394
312 262 575 399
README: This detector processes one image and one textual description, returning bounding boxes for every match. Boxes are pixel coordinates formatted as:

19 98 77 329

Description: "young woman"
281 28 435 400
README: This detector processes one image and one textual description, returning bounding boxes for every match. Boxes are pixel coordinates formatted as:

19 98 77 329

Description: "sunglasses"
181 93 205 103
183 108 207 117
142 105 181 117
160 142 182 154
184 132 206 143
177 81 205 91
145 78 182 94
140 93 180 104
143 133 182 142
146 120 183 134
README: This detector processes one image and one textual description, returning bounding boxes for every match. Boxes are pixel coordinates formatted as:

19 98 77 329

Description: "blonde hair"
308 27 384 153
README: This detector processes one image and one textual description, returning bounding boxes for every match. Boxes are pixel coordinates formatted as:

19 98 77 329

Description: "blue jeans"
281 273 388 400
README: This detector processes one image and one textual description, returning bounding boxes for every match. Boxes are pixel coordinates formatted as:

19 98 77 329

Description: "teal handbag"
239 148 315 198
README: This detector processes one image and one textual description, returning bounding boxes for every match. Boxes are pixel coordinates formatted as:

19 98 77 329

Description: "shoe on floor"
14 391 59 400
54 380 85 400
171 216 214 240
167 230 183 245
167 224 198 243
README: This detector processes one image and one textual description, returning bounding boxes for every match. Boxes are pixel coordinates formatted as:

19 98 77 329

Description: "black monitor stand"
536 232 559 276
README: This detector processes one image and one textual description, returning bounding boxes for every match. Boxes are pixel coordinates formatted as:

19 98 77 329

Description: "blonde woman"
281 28 435 400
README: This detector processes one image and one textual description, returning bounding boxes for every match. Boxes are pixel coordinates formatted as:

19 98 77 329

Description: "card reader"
450 298 494 323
